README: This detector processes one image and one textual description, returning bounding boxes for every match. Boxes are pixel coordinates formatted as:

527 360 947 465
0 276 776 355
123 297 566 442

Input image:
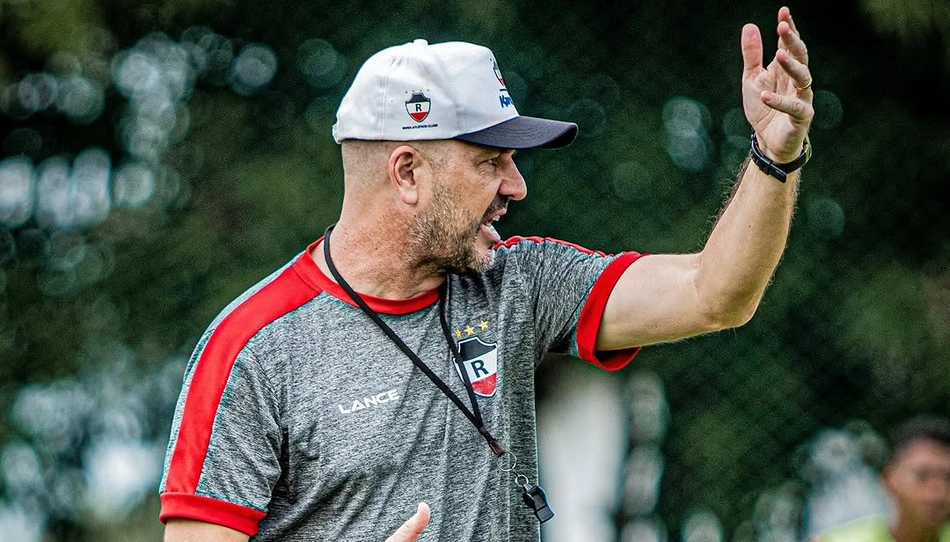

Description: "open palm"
741 7 814 163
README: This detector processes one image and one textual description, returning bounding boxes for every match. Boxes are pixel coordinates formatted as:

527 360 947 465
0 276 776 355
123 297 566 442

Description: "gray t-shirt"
159 236 643 541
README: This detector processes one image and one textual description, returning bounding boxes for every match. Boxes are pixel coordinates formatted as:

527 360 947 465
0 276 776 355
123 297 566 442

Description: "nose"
499 154 527 201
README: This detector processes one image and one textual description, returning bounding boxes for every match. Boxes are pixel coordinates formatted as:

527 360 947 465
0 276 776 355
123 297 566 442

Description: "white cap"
332 39 577 149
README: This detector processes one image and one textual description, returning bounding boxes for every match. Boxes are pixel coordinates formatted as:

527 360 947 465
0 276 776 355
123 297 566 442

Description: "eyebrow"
472 149 515 160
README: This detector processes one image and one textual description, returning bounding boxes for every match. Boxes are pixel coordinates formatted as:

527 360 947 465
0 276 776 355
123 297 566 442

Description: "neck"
314 215 446 300
891 518 941 542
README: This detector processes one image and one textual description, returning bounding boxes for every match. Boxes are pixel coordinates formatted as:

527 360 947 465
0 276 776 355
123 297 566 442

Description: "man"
816 417 950 542
160 6 814 541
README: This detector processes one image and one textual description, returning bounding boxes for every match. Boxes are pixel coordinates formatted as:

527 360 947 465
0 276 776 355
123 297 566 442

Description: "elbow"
703 296 760 331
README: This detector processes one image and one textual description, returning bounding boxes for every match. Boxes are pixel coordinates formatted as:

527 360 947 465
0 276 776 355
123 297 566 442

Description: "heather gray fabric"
160 237 639 541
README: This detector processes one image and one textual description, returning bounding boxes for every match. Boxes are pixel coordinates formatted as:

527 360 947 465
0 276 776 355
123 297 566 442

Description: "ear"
388 145 424 205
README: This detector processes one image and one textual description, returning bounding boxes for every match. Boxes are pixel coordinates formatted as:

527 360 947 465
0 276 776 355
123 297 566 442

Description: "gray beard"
409 188 503 276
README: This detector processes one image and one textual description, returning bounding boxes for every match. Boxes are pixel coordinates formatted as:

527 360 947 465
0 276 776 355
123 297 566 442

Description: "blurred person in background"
159 6 814 542
815 416 950 542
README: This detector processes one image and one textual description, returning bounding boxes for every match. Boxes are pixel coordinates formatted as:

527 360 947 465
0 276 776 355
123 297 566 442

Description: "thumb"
385 502 431 542
741 23 763 79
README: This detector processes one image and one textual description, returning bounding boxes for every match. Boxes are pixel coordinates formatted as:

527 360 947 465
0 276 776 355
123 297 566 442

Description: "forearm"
694 156 799 326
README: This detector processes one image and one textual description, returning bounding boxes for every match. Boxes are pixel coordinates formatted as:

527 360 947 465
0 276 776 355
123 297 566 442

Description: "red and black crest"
454 336 498 397
405 92 431 122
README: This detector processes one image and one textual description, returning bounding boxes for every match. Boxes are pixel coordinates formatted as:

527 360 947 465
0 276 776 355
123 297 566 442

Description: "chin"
473 248 495 273
449 244 494 276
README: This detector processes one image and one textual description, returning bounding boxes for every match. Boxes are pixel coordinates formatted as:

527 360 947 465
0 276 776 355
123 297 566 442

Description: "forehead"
441 140 513 160
893 439 950 469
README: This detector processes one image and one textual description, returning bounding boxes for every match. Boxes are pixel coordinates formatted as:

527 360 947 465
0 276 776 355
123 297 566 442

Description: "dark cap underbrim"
454 116 578 150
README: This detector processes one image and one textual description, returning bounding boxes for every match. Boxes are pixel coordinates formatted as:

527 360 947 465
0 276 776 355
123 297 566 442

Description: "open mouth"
477 199 508 244
480 214 502 243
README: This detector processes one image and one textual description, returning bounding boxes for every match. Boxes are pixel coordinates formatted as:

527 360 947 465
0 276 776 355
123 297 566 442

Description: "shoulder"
494 235 609 257
196 254 324 364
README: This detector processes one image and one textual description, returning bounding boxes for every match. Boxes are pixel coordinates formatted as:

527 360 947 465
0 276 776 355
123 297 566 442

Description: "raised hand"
741 6 815 163
385 502 431 542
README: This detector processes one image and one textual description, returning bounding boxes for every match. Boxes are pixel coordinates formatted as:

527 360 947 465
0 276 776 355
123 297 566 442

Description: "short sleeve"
494 237 644 370
159 337 281 536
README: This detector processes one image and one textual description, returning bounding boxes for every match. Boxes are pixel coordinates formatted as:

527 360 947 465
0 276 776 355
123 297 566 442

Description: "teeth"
492 216 500 222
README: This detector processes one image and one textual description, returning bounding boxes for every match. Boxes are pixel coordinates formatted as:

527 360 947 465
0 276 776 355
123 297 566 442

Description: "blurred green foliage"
0 0 948 540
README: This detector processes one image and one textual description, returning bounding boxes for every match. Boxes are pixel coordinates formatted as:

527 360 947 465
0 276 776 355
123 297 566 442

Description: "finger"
778 6 799 36
777 21 809 64
385 503 431 542
775 49 813 93
760 90 814 123
741 24 763 79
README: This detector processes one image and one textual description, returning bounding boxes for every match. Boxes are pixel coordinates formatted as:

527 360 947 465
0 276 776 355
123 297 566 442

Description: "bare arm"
164 519 249 542
597 7 814 350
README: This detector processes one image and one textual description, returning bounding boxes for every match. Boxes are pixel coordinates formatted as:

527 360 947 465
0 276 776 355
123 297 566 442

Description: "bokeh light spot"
38 267 78 296
683 509 723 542
1 441 43 496
813 90 844 130
18 73 58 114
231 44 278 95
0 157 36 228
612 161 655 203
0 505 43 542
567 98 607 139
56 75 105 124
807 197 845 239
298 39 347 89
663 96 713 172
721 107 748 138
83 440 162 520
113 162 156 207
46 231 88 271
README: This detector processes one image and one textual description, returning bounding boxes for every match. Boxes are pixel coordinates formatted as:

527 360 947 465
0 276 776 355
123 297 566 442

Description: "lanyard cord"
322 225 506 457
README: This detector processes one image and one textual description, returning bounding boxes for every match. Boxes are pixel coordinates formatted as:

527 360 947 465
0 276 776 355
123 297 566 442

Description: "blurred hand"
385 502 431 542
741 6 815 163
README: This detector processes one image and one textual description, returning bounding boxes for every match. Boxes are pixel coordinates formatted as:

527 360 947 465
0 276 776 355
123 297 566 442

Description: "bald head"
342 140 452 195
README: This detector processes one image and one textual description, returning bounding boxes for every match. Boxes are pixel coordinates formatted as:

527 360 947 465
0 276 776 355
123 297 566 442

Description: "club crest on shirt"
454 336 498 397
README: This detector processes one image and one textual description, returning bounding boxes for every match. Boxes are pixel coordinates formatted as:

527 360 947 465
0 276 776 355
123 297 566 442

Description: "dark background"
1 0 948 539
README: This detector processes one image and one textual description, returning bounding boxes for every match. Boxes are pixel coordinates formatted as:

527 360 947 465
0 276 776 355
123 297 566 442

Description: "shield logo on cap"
492 61 505 87
454 336 498 397
405 92 431 122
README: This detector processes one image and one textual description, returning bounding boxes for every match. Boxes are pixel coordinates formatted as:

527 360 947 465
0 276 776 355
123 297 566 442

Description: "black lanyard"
322 225 506 457
321 224 554 523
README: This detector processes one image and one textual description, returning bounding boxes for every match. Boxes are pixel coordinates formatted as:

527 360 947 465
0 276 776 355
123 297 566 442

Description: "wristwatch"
749 133 812 183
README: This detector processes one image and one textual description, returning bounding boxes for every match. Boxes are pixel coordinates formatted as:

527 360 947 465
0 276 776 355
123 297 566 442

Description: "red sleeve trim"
576 252 645 371
163 265 319 497
160 492 266 535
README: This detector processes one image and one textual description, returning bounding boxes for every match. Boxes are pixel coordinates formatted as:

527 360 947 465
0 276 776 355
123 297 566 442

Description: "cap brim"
455 116 578 150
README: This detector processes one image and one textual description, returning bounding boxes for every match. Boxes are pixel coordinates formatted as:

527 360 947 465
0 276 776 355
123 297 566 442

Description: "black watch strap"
749 133 812 182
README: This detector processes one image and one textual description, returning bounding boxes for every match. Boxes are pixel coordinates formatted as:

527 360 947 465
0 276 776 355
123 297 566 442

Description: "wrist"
749 133 812 182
